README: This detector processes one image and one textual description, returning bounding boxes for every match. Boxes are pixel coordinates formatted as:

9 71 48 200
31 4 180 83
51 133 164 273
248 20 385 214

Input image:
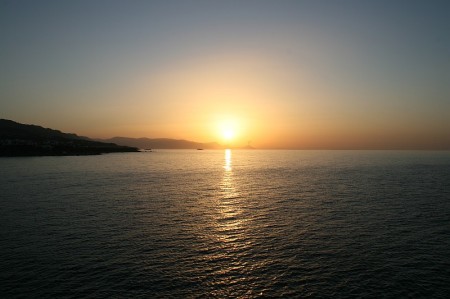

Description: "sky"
1 0 449 149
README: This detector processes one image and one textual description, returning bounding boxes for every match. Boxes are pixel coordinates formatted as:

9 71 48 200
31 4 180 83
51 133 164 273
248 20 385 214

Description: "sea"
1 150 449 298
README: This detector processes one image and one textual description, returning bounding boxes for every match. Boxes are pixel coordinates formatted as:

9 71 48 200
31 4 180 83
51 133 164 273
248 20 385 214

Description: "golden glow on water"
217 149 246 243
198 149 254 283
220 150 245 234
224 149 232 171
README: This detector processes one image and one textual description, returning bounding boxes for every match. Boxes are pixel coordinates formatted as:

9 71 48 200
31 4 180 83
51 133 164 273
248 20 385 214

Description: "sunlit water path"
1 150 449 298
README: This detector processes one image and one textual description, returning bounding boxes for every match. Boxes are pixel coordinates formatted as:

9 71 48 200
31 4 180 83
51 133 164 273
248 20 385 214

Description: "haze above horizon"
1 0 449 149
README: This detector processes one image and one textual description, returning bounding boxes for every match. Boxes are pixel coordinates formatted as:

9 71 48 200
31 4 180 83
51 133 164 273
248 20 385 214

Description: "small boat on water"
197 148 204 150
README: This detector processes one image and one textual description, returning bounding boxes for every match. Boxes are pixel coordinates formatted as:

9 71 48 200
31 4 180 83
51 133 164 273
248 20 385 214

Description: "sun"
222 128 235 141
218 119 238 143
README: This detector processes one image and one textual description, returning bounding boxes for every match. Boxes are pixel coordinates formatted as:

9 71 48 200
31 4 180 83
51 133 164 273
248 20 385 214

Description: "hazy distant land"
0 119 240 156
0 119 138 156
97 137 224 150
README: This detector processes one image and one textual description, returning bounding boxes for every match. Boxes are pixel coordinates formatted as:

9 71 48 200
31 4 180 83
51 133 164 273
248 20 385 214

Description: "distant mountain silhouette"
98 137 223 150
0 119 138 156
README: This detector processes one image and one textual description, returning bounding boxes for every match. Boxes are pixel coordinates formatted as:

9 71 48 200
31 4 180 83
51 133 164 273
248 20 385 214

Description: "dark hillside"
0 119 138 156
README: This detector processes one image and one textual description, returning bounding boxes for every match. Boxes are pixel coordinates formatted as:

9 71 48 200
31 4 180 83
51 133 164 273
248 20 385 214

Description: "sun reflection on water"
205 149 256 294
224 149 232 171
217 149 248 243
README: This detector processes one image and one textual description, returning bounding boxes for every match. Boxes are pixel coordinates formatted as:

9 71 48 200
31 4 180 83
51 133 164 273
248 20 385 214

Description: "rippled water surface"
1 150 450 298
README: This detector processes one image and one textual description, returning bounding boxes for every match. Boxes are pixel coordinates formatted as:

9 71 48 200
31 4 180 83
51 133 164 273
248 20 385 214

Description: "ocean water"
1 150 449 298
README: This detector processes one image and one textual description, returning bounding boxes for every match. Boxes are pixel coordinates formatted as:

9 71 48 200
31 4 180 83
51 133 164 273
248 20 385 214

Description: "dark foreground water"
1 150 449 298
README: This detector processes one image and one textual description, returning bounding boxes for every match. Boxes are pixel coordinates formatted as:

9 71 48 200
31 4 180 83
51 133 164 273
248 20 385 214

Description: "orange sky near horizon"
1 1 449 149
59 51 449 149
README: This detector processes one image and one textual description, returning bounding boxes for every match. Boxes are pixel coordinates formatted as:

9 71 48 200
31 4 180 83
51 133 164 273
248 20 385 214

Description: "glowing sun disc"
223 128 235 140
